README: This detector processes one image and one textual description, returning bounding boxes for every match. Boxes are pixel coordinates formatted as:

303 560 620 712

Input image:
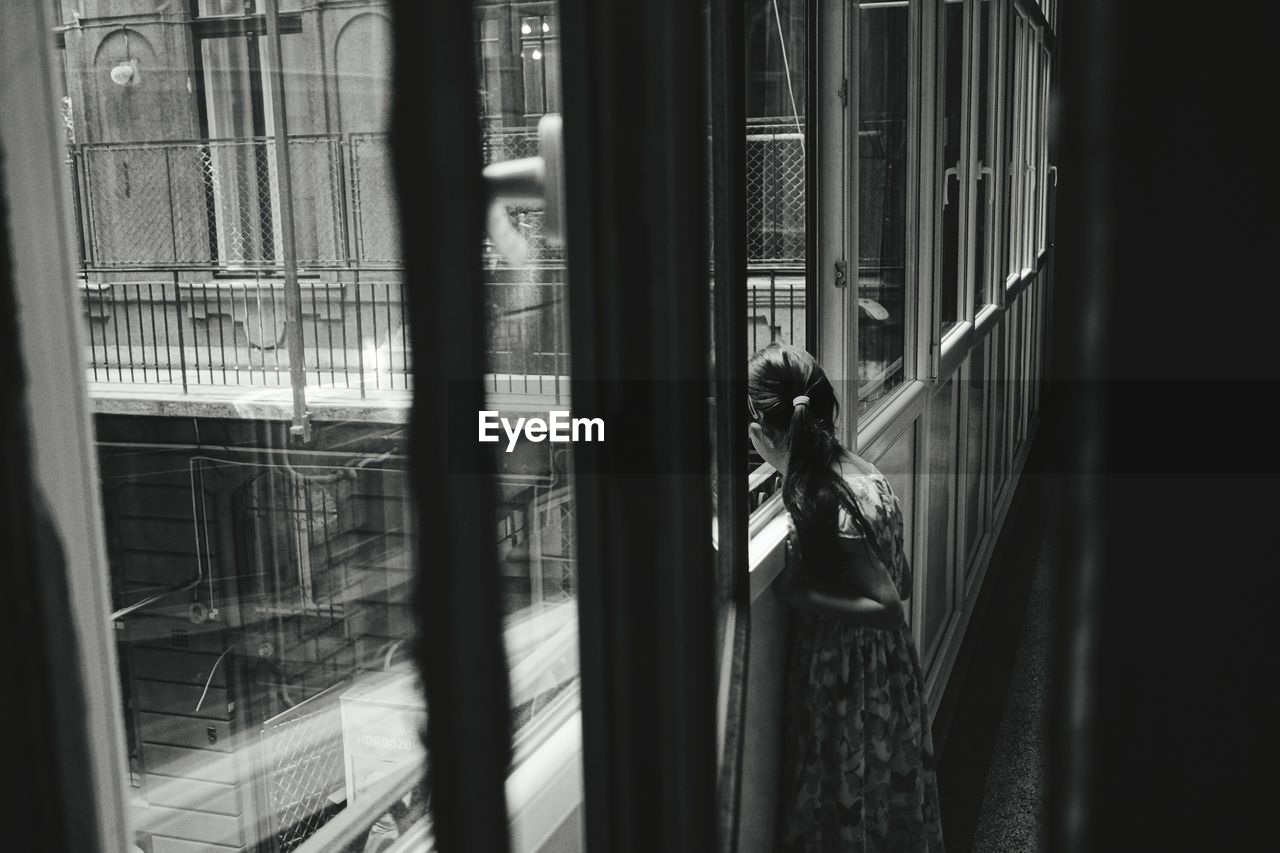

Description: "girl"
747 342 944 852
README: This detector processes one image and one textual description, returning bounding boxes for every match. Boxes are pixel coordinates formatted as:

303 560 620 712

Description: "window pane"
974 0 993 307
1005 14 1025 277
58 0 425 847
1023 33 1037 270
1039 45 1051 253
963 339 986 571
520 16 560 121
857 1 909 412
476 7 583 849
937 0 963 332
746 0 807 511
477 17 504 128
54 0 577 848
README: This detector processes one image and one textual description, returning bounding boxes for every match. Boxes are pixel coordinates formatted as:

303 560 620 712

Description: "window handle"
978 163 994 206
942 165 959 208
483 113 565 264
1049 164 1058 186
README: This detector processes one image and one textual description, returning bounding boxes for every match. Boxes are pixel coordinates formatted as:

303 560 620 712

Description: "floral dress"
778 472 945 853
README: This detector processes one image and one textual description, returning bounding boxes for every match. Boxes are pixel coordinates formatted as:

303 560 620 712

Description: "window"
937 0 964 333
973 0 996 307
857 0 910 411
1022 26 1038 271
746 0 808 513
1005 11 1026 278
520 15 561 121
1038 43 1051 254
477 16 504 128
51 0 579 849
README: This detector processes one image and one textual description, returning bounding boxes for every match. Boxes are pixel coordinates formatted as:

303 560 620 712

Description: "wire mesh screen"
349 133 401 266
260 698 345 852
746 122 806 263
80 137 344 268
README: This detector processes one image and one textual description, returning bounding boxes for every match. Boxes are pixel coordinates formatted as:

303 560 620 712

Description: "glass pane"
57 1 427 848
54 0 577 848
974 0 993 307
1023 34 1037 270
746 0 807 511
857 1 909 413
1039 46 1051 253
1005 14 1024 278
476 10 585 853
991 318 1009 493
937 0 963 332
477 17 504 128
923 378 957 669
520 16 561 121
963 339 986 572
476 3 582 835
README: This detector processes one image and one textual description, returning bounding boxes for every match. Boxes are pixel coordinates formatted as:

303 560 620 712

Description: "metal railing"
71 124 809 403
81 274 413 395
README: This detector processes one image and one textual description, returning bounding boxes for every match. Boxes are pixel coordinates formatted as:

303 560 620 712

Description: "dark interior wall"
1050 2 1279 850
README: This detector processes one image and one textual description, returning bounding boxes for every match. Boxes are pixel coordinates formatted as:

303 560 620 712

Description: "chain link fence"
260 696 346 852
80 136 345 268
481 128 564 266
348 133 400 267
77 125 807 271
746 120 806 264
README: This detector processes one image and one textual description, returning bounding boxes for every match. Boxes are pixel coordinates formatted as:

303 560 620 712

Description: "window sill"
974 302 1002 340
939 320 974 379
857 378 927 456
748 509 790 603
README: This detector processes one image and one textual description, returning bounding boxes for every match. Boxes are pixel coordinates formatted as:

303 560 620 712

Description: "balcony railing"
70 125 808 407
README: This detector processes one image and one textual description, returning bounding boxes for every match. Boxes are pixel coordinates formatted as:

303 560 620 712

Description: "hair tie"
792 395 810 408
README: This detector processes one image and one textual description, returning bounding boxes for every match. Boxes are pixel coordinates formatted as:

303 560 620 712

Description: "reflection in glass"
974 0 993 307
857 2 909 412
52 0 578 848
746 0 807 509
938 0 963 333
1007 15 1026 276
1022 33 1037 272
477 8 584 850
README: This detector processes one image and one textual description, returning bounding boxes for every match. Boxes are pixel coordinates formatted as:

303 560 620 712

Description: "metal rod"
263 0 310 442
174 270 188 393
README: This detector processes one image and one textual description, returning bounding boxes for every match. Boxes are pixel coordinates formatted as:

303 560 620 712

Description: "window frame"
2 1 132 849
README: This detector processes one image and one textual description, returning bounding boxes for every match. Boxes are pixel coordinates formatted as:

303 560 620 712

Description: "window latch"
838 78 848 108
834 258 848 288
483 113 565 265
978 163 994 206
942 165 960 209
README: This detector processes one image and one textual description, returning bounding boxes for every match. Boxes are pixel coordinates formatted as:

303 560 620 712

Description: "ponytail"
748 343 880 585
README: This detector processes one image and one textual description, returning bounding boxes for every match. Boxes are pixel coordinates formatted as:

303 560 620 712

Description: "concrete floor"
970 552 1052 852
935 468 1057 853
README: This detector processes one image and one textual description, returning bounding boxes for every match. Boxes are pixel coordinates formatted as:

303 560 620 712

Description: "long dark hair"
747 343 876 581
